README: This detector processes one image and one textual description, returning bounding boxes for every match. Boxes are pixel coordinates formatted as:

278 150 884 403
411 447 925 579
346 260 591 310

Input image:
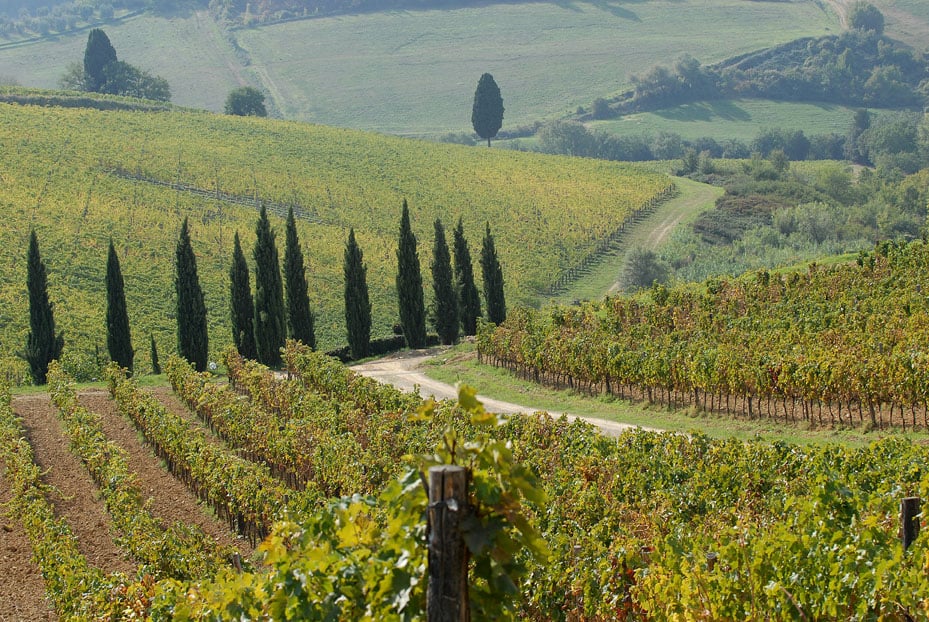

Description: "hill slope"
0 1 838 135
0 97 670 377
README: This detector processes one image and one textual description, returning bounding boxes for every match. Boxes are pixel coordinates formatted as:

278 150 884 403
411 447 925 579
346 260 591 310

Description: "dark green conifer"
150 333 161 375
21 231 64 385
175 218 208 372
453 218 481 336
396 200 427 349
253 205 286 366
481 222 506 325
471 73 504 147
431 219 459 345
284 207 316 349
105 239 133 373
229 231 258 360
344 228 372 360
83 28 117 92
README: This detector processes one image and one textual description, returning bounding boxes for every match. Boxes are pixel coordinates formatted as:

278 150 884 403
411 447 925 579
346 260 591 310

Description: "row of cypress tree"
20 201 506 384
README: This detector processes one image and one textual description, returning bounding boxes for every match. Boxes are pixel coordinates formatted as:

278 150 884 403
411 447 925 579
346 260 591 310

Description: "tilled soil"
14 393 136 575
79 389 255 559
0 470 56 622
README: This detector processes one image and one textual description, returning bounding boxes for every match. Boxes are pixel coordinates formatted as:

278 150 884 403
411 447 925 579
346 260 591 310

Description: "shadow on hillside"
654 100 751 122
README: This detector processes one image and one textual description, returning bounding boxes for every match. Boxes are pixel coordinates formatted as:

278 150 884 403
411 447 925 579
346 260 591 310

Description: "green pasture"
0 1 838 135
589 99 880 143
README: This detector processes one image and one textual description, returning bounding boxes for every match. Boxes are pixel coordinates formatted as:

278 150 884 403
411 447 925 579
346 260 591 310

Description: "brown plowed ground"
78 389 255 559
15 393 136 574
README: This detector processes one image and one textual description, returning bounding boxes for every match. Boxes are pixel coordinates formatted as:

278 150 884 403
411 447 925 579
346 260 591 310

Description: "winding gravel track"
350 349 656 437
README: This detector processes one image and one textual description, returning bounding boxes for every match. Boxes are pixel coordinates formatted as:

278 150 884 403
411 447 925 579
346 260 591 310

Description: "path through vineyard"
1 390 256 619
607 177 721 294
350 348 654 436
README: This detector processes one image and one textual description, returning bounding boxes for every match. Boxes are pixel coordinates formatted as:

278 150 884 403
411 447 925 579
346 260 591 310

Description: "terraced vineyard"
0 97 671 377
3 341 929 619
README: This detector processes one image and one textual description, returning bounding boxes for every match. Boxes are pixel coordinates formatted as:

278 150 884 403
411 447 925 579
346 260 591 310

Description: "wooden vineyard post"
901 497 920 551
428 465 470 622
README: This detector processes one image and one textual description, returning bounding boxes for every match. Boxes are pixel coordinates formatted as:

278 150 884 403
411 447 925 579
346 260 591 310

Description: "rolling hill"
0 0 839 136
0 94 670 378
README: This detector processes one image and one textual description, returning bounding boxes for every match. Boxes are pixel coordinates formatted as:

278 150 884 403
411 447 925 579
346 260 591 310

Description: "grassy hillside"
588 99 880 143
0 96 669 378
0 1 838 135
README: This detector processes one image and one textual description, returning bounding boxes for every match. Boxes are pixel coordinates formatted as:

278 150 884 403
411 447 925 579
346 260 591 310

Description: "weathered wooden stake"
901 496 920 551
427 465 470 622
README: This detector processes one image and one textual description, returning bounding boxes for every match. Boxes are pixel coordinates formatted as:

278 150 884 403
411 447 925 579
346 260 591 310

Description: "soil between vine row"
1 388 258 619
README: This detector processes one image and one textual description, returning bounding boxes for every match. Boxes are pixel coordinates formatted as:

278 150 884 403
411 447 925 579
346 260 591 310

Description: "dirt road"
350 349 654 437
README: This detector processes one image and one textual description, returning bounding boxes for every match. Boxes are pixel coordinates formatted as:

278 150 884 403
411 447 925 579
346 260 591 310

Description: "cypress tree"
105 239 133 374
83 28 117 92
150 333 161 375
253 205 286 366
229 231 258 360
453 218 481 336
175 217 208 372
431 219 459 345
21 231 63 385
344 228 371 360
396 199 427 349
283 207 316 349
471 73 504 147
481 222 506 325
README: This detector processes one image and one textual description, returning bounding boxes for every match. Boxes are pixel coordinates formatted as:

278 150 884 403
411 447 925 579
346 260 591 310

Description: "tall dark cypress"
150 333 161 375
175 217 208 372
21 231 63 385
253 205 286 366
105 239 133 374
396 199 427 349
453 218 481 336
343 228 371 360
229 231 258 360
431 219 459 345
283 207 316 349
481 222 506 325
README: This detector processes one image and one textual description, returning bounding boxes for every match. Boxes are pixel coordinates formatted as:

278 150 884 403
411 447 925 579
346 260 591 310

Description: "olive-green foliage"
396 200 426 348
480 223 506 325
453 218 481 336
430 219 458 345
175 218 208 372
106 239 133 374
224 86 267 117
253 206 286 366
620 246 669 292
344 228 372 360
21 231 63 384
471 73 504 147
229 231 258 360
284 207 315 349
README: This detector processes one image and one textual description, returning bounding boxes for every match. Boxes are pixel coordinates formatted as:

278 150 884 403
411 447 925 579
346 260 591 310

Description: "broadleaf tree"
106 239 133 374
453 218 481 336
431 219 459 345
284 207 316 349
344 228 372 360
175 218 208 372
481 222 506 325
21 231 64 385
253 205 286 366
396 199 427 349
471 73 504 147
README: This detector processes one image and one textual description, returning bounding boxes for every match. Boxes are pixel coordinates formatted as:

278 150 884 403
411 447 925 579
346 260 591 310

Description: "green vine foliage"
152 384 548 620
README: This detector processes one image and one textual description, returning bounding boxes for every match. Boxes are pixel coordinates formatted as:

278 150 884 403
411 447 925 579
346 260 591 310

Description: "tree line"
21 201 507 383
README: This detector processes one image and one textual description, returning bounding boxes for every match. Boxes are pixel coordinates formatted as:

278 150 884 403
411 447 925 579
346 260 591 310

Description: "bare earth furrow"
79 389 256 559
